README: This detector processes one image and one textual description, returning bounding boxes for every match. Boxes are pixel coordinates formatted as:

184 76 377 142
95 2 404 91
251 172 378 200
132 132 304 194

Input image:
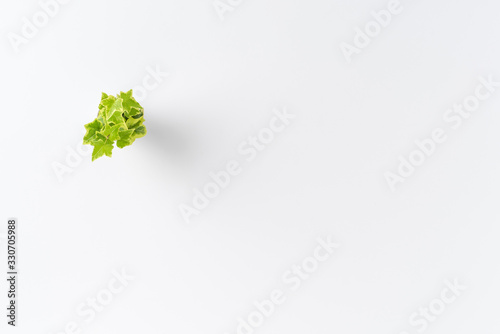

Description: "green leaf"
108 111 126 127
83 119 104 144
92 139 114 161
132 125 147 138
106 99 124 122
119 90 143 118
99 96 115 119
103 123 124 142
116 129 135 148
126 116 143 129
83 90 146 161
128 107 142 118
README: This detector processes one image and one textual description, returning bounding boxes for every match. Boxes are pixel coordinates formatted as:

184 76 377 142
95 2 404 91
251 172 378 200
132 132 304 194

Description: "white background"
1 0 500 333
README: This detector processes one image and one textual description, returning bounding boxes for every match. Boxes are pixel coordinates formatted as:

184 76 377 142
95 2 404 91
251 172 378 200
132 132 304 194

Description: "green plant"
83 90 147 161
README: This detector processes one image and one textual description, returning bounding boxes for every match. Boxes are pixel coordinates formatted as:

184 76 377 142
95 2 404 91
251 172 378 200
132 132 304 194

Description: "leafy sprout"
83 90 147 161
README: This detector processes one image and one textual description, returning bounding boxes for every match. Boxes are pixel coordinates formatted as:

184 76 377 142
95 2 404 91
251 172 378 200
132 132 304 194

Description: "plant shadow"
142 112 200 175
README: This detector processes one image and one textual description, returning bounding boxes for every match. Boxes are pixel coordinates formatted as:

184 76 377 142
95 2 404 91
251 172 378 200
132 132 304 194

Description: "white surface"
1 0 500 333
